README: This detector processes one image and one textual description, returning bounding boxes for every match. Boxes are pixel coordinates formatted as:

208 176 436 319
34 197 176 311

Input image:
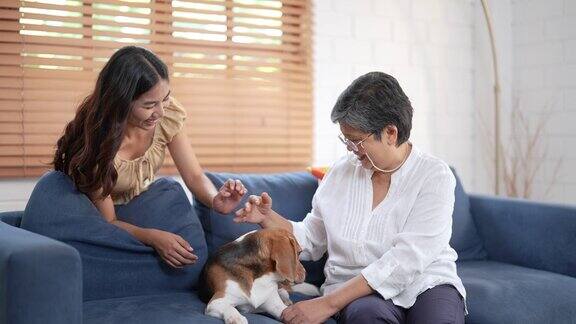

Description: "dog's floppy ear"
270 231 306 283
271 236 298 283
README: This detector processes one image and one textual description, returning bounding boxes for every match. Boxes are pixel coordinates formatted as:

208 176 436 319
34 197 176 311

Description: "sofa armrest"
470 194 576 278
0 222 82 324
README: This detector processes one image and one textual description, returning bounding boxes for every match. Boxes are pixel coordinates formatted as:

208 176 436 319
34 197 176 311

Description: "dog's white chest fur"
221 273 280 309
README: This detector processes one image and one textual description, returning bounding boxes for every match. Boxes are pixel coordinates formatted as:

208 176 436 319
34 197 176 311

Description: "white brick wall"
314 0 575 205
313 0 478 193
473 0 514 196
510 0 576 203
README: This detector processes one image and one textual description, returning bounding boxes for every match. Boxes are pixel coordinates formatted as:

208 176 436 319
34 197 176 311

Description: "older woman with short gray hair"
234 72 466 324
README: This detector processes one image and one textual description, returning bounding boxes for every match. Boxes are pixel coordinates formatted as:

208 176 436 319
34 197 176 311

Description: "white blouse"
291 145 467 310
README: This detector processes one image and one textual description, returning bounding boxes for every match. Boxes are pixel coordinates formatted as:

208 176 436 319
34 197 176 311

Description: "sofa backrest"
0 167 487 292
194 171 326 287
450 168 487 261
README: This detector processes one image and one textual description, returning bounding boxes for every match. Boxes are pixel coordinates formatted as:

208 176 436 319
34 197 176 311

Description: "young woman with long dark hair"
53 46 246 268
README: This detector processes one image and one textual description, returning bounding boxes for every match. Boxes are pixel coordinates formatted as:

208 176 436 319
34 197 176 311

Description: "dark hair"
53 46 169 198
331 71 413 146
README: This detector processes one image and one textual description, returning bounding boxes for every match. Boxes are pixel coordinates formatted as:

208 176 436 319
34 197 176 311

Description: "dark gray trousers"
337 284 465 324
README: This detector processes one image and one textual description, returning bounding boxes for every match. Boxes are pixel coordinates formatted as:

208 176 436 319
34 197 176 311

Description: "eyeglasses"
338 133 373 152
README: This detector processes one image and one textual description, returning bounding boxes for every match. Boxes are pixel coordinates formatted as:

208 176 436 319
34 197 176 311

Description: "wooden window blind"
0 0 312 177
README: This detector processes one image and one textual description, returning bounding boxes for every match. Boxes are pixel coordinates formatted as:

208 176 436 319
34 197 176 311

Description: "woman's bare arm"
89 190 151 242
168 131 246 214
89 190 197 268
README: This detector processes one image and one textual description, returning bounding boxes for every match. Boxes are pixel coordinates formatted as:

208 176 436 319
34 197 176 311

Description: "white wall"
313 0 478 191
313 0 576 205
473 0 513 195
508 0 576 203
0 179 36 212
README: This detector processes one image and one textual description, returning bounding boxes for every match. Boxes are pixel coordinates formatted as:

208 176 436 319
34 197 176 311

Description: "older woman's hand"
281 296 338 324
212 179 247 214
233 192 273 224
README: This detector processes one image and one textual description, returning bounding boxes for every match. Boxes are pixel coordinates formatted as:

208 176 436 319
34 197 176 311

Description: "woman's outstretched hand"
212 179 247 214
233 192 273 225
143 228 198 268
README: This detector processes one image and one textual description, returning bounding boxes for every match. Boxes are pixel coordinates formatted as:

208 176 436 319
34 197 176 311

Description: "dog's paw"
278 288 293 306
224 312 248 324
237 304 256 313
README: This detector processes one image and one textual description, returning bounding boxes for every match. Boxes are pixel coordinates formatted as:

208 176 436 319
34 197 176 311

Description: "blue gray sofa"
1 170 575 324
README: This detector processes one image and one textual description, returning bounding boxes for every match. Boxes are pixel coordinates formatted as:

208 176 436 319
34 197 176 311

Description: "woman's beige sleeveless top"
111 97 186 205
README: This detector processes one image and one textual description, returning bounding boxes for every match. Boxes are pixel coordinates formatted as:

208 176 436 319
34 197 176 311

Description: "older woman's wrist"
322 294 342 315
260 210 292 232
259 212 276 228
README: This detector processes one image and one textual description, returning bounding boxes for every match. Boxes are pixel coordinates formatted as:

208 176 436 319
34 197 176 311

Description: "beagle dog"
200 228 319 324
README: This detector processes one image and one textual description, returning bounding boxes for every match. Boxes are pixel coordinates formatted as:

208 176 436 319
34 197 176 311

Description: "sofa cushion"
450 169 487 261
457 260 576 324
83 291 338 324
83 292 279 324
21 171 208 301
195 172 326 287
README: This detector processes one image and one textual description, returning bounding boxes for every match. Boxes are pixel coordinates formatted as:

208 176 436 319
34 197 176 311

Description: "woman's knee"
407 284 465 324
339 294 405 324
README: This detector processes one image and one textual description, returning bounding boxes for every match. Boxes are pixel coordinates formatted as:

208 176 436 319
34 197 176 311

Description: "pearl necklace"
366 142 411 174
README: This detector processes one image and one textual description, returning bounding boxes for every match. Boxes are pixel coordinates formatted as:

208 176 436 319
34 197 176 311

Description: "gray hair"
331 72 413 145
